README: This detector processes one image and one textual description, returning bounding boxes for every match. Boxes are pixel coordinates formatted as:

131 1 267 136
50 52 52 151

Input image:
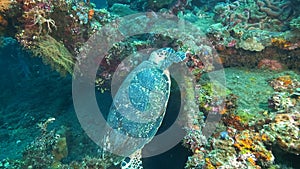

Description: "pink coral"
257 59 283 71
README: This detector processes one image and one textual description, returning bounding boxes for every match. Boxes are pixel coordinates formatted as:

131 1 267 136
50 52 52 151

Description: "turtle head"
149 47 186 70
149 48 175 65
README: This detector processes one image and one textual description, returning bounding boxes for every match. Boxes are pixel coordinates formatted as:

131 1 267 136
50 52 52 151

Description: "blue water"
91 0 107 8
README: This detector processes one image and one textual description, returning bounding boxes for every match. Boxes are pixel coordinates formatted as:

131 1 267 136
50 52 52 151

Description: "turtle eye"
158 52 164 57
160 51 168 57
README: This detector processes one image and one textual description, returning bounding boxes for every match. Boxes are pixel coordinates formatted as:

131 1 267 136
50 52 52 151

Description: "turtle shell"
104 60 171 157
128 67 170 112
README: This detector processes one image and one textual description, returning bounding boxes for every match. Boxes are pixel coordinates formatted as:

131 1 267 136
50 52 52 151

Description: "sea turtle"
102 48 186 169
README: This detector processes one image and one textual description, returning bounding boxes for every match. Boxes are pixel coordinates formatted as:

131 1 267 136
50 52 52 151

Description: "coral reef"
0 117 112 169
2 0 114 75
263 75 300 155
1 1 300 169
184 128 275 168
184 70 300 169
207 0 299 53
271 37 294 50
233 130 274 167
269 75 300 92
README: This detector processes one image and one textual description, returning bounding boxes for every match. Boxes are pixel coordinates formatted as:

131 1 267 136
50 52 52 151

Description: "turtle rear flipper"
121 150 143 169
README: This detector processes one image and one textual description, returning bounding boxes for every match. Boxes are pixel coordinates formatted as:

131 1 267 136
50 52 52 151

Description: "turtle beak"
173 51 187 63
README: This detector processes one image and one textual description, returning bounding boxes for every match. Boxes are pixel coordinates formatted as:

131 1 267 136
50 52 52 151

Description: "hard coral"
268 76 300 112
209 0 295 53
257 0 292 20
204 158 216 169
274 113 300 126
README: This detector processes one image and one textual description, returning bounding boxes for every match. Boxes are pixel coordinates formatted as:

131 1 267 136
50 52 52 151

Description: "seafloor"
1 0 300 169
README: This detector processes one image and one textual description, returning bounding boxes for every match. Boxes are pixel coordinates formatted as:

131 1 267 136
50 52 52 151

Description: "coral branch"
24 7 57 34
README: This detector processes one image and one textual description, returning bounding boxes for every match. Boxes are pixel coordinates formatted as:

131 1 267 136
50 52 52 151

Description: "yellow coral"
271 37 286 44
234 130 255 150
276 75 293 87
271 38 292 49
205 158 216 169
0 0 13 12
247 157 256 166
234 130 274 164
261 134 269 142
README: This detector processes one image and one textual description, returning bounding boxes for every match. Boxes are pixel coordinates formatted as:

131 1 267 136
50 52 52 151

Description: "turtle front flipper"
121 150 143 169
